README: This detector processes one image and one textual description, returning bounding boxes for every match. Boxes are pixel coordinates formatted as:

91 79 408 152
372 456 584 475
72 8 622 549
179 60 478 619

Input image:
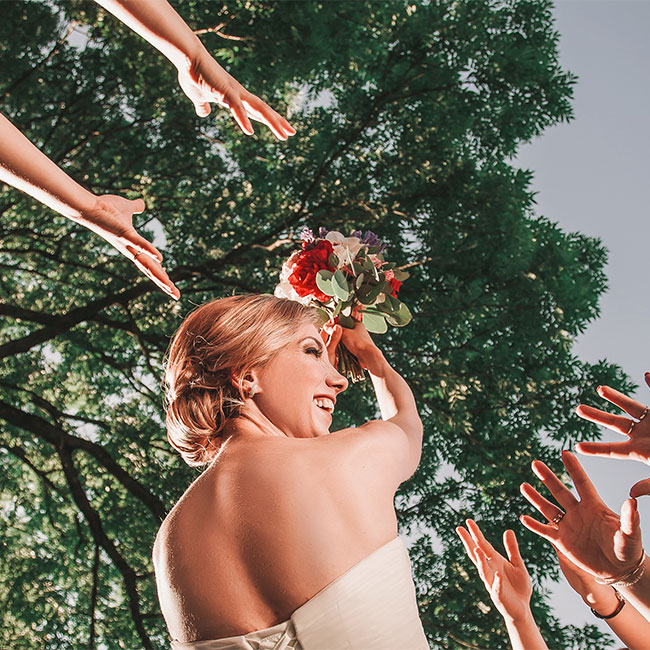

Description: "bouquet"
274 227 412 381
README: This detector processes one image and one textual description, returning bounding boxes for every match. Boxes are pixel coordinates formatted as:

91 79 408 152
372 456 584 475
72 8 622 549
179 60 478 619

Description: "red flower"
288 240 335 302
384 269 402 297
389 278 402 297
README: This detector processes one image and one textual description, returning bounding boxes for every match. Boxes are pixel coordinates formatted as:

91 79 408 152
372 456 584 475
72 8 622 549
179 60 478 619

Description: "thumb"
194 102 211 117
620 497 640 536
630 479 650 499
130 198 146 215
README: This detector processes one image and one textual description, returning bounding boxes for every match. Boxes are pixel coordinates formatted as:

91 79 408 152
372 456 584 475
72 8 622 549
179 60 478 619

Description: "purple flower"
360 230 386 252
318 227 329 239
300 227 318 249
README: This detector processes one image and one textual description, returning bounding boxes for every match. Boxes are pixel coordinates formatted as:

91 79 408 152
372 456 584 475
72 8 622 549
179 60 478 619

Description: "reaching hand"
520 451 643 582
79 194 179 299
457 520 533 623
575 375 650 468
178 51 296 140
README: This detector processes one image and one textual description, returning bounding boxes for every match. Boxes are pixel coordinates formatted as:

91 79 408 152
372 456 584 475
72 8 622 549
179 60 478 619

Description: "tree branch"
0 400 167 521
56 445 153 649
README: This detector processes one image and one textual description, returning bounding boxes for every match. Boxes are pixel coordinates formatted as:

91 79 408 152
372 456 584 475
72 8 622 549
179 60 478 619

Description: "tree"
0 1 629 648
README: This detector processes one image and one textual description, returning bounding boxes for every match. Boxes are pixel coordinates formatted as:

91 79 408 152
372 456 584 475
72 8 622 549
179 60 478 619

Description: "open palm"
520 451 642 581
79 194 179 299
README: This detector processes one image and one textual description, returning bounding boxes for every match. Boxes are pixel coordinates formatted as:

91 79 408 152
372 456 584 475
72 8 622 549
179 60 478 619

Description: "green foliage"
0 0 625 648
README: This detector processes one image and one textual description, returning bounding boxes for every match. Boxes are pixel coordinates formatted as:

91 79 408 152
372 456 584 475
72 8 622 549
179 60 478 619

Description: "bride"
155 294 428 649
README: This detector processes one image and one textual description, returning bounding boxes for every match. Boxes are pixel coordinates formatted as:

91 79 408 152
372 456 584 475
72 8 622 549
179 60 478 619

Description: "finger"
491 570 504 601
466 519 498 558
132 254 180 300
503 529 524 567
253 104 289 140
646 372 650 391
194 101 211 118
630 479 650 499
125 232 163 264
474 547 494 588
130 198 146 215
597 385 649 419
229 100 254 136
620 497 640 536
530 459 578 510
576 405 635 436
456 526 479 567
520 482 564 522
242 96 292 140
519 514 559 543
279 114 296 136
327 324 343 350
575 440 634 460
562 451 599 502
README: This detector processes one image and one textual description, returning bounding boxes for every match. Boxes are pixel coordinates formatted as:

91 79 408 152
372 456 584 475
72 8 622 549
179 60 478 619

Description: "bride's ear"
231 369 261 399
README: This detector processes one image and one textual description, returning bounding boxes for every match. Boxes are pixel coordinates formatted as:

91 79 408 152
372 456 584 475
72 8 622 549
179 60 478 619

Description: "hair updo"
164 294 320 467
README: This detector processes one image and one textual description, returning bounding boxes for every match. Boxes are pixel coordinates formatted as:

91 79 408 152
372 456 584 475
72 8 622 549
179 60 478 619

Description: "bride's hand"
575 375 650 466
178 50 296 140
78 194 179 299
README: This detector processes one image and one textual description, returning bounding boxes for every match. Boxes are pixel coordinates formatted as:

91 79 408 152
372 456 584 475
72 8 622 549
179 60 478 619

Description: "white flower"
325 231 363 266
274 258 312 305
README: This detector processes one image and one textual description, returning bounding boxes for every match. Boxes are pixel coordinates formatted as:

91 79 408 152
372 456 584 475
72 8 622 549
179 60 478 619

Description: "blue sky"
515 0 650 637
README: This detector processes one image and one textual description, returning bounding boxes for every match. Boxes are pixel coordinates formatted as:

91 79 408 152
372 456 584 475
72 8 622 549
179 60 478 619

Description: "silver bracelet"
596 553 647 588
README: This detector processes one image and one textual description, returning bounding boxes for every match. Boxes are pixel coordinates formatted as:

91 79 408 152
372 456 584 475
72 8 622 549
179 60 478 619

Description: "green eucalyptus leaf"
316 270 335 296
362 311 388 334
337 314 356 329
332 270 350 301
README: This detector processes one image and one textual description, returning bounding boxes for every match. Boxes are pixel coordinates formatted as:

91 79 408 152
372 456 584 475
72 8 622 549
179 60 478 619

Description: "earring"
247 383 258 398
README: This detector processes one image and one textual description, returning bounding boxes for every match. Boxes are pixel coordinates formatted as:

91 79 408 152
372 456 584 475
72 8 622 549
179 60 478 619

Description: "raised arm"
324 322 423 480
0 113 178 298
94 0 296 139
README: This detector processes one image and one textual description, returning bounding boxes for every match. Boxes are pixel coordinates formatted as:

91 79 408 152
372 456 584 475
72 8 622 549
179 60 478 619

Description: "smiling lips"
314 396 335 414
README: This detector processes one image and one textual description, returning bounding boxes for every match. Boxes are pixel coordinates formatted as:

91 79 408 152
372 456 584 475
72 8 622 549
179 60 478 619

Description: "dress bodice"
170 536 429 650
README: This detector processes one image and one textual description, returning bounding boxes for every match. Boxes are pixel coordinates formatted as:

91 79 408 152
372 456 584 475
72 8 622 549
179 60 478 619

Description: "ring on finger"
552 511 565 526
639 406 649 422
629 420 637 435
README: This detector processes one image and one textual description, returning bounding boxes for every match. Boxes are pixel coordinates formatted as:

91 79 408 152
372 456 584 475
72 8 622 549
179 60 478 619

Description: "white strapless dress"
170 536 429 650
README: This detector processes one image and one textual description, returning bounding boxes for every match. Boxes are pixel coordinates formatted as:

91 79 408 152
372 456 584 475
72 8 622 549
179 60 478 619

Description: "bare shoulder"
320 419 421 491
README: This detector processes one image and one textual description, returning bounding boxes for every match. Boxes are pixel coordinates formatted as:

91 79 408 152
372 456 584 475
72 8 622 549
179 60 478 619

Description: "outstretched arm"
456 522 548 650
0 113 178 298
94 0 296 139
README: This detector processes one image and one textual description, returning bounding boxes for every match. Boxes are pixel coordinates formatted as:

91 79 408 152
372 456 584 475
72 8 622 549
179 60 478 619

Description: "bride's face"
252 323 348 438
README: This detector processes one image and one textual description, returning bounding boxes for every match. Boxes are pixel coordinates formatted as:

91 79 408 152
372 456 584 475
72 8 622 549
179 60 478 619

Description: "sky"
514 0 650 638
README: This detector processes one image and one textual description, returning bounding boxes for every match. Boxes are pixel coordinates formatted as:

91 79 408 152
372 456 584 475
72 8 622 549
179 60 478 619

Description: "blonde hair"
164 294 320 467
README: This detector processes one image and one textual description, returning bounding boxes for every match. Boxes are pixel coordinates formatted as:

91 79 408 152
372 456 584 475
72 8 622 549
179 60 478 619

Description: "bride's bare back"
154 429 401 642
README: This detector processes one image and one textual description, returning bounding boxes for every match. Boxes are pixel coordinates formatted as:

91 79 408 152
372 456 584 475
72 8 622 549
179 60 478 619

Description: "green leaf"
362 311 388 334
393 269 410 282
355 273 365 289
337 314 356 329
385 302 412 327
316 269 335 296
314 307 331 327
329 253 339 268
332 270 350 301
